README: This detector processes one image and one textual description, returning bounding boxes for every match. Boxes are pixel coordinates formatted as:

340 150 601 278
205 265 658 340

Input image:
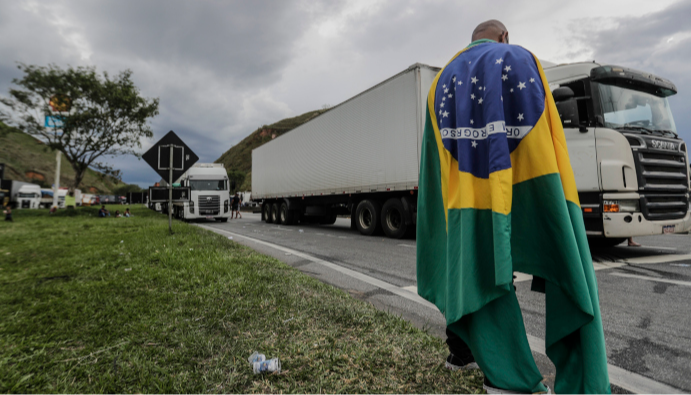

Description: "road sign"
142 130 199 184
45 115 64 128
142 131 199 234
149 186 191 203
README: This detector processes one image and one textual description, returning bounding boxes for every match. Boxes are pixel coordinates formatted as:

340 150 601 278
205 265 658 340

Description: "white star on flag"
504 65 512 72
530 77 535 83
442 111 449 118
444 87 449 93
478 98 483 104
443 84 446 88
442 96 446 101
471 140 478 148
496 58 503 64
440 102 445 107
452 76 456 82
470 93 475 100
502 74 508 81
448 94 453 98
510 88 514 93
518 82 526 90
470 119 474 124
439 109 442 115
518 113 524 121
471 76 478 84
458 81 463 86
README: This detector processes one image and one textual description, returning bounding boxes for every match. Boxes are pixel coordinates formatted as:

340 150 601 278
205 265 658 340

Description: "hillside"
215 108 328 190
0 122 123 194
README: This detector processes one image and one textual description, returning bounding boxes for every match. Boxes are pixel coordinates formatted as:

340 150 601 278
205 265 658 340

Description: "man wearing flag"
416 20 610 393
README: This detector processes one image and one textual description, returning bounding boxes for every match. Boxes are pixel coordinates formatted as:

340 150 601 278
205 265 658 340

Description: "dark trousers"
446 327 475 364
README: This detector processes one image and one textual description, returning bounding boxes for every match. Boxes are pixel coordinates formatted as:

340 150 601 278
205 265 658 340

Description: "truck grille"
198 195 220 215
630 135 689 220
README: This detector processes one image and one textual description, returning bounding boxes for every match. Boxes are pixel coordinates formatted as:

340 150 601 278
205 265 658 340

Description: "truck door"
556 79 599 192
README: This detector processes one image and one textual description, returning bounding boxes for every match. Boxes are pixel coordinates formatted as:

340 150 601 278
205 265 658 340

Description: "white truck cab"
17 184 41 209
544 62 690 245
172 163 231 222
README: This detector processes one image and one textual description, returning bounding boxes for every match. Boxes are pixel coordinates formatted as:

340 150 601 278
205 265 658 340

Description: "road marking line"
397 244 416 248
623 253 691 265
610 272 691 287
639 246 678 251
197 225 437 310
402 285 417 293
198 223 681 394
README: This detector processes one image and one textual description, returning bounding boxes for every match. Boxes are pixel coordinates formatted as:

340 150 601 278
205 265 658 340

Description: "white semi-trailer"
252 62 690 242
172 163 232 222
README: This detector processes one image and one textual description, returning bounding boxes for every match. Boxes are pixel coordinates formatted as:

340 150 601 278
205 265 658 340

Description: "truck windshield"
189 180 227 191
598 83 677 135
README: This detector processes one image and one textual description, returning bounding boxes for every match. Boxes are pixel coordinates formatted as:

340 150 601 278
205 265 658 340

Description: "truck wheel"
381 198 408 239
280 202 295 225
219 218 228 223
355 200 381 236
271 202 280 223
263 203 272 223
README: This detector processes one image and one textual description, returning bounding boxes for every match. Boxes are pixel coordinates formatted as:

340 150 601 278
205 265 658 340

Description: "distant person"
231 193 241 219
124 208 131 218
3 206 12 222
114 210 122 218
98 205 110 217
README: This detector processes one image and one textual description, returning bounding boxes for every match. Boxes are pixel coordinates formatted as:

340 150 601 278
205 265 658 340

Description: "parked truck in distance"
172 163 232 222
252 62 690 242
0 180 41 209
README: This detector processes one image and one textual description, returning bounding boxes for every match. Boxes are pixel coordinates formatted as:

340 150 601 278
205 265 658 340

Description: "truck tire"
218 217 228 223
271 202 280 223
263 203 272 223
355 199 381 236
381 198 408 239
279 202 295 225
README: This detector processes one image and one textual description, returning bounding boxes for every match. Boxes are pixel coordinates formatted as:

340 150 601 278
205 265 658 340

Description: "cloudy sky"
0 0 689 187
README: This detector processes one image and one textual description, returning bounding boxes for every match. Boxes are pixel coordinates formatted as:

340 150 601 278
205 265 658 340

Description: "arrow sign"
142 131 199 184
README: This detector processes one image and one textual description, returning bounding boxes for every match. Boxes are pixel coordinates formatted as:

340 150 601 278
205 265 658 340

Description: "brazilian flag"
416 42 610 393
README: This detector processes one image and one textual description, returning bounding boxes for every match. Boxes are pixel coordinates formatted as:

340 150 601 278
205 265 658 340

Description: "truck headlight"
189 200 194 214
224 199 229 213
603 200 639 213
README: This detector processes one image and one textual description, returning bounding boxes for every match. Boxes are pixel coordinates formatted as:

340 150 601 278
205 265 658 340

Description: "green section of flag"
416 107 610 393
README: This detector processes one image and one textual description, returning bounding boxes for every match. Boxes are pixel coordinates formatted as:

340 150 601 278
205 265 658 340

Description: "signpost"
142 131 198 234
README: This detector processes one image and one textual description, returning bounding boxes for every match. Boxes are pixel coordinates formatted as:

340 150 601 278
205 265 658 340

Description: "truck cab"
17 184 41 209
172 163 231 222
544 62 690 244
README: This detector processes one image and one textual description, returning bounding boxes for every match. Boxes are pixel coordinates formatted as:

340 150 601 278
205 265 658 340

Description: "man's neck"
467 38 497 48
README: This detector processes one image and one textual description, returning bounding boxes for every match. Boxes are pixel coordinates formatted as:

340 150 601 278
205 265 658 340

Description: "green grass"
0 206 483 393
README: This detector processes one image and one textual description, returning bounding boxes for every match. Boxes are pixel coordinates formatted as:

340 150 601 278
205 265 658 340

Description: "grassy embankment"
0 206 482 393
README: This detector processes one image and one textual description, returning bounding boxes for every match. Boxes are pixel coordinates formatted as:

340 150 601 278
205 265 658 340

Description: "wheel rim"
281 207 286 222
359 208 373 228
386 208 402 231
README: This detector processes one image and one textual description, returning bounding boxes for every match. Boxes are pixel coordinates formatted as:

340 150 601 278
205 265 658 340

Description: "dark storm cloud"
570 1 691 143
0 0 345 186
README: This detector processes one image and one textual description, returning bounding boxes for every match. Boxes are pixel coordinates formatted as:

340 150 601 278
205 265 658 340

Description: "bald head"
472 19 509 44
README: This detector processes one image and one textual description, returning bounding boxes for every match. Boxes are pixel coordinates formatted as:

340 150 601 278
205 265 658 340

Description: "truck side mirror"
553 87 582 130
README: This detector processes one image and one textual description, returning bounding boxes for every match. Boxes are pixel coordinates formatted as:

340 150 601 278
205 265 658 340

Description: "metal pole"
52 150 61 209
168 145 173 234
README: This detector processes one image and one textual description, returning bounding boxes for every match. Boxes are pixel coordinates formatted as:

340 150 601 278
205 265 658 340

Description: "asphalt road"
197 212 691 393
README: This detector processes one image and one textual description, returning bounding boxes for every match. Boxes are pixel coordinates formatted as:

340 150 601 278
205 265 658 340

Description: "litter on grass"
120 240 124 243
248 351 280 374
124 268 132 272
228 236 233 240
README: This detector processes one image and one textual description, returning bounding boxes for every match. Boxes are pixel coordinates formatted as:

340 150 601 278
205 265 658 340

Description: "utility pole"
52 150 61 209
168 144 173 234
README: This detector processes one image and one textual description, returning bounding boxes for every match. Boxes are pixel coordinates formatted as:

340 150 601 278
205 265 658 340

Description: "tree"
0 64 159 191
226 169 246 193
